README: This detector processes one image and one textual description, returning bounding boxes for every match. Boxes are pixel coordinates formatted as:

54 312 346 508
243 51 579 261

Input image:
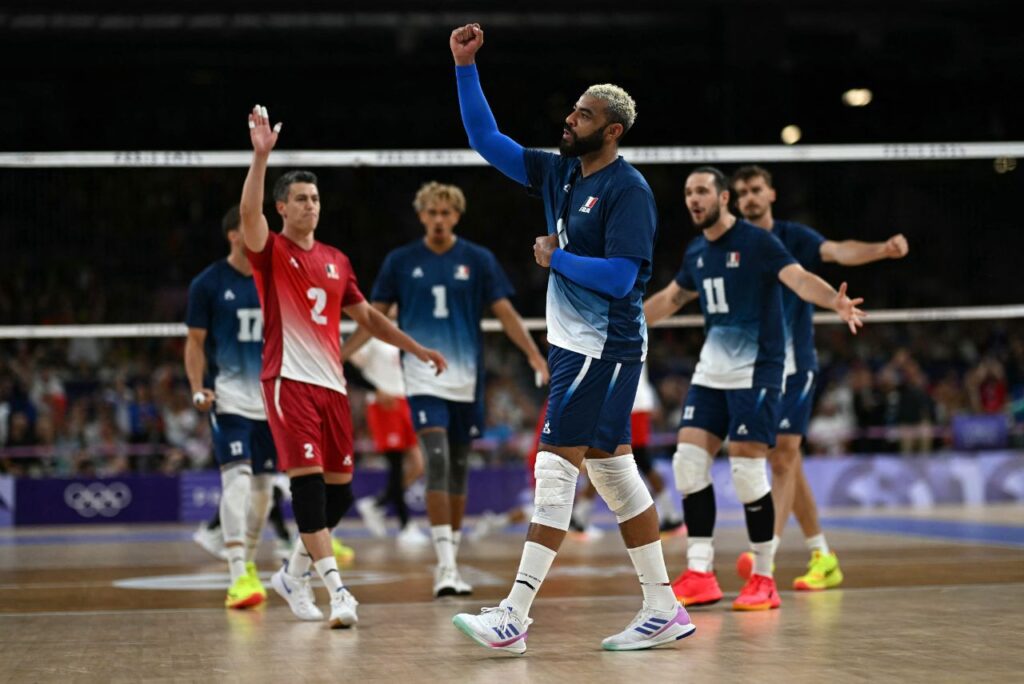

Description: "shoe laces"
481 604 528 630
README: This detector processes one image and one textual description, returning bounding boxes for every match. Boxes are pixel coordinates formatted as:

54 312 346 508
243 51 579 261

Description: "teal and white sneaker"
601 603 696 651
452 600 532 654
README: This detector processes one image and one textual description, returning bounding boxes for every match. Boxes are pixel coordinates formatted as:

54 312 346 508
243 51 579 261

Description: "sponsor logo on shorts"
343 455 353 466
737 424 749 436
683 406 694 421
779 418 791 430
542 421 551 435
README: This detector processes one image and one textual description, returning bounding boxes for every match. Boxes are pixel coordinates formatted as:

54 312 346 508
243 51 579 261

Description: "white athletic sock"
627 540 677 612
313 556 344 594
506 541 557 618
806 533 830 555
752 540 775 577
573 495 595 528
452 529 462 560
286 538 313 578
771 535 781 556
687 536 714 573
654 488 679 522
431 524 456 568
226 545 247 583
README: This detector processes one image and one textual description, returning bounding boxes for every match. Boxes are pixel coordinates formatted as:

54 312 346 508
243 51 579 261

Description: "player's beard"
559 125 607 157
694 203 721 230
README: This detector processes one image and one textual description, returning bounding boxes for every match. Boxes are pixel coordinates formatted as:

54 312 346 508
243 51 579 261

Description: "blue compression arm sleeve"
456 64 528 185
550 252 641 299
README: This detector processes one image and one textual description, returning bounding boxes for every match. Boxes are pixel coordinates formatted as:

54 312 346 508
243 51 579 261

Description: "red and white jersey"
249 231 364 395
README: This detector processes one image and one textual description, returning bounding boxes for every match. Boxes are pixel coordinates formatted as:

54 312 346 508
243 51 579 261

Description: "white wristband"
192 391 207 406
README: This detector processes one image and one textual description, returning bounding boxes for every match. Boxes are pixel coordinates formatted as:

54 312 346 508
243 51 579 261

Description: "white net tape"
1 305 1021 339
1 141 1021 169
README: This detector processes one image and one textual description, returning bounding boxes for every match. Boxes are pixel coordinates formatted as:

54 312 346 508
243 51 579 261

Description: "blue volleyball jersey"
674 219 797 390
186 260 266 420
771 220 826 372
523 150 657 363
371 238 513 402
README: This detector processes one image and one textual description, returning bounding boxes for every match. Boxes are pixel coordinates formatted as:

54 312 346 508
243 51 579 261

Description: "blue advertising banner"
178 467 526 523
0 475 13 527
14 476 179 525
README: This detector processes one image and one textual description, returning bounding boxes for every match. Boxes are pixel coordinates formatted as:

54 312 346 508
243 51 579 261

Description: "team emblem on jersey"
455 264 470 280
412 267 424 278
726 251 741 268
696 256 704 269
563 183 571 192
289 257 300 269
224 289 235 301
326 263 340 280
579 196 599 214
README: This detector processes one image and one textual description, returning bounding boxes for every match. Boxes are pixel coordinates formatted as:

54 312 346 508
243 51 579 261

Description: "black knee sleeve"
290 474 327 534
420 431 450 492
449 443 470 496
743 492 775 543
325 482 354 529
682 484 716 538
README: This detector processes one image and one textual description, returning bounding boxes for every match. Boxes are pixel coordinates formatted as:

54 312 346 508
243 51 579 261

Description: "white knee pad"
729 457 771 504
220 462 253 544
586 454 654 523
673 443 713 495
531 451 580 531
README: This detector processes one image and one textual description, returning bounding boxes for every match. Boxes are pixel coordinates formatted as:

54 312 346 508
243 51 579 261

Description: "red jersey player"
239 104 447 629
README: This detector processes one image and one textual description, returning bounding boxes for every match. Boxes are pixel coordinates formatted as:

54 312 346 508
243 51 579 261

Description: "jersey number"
701 277 730 314
431 285 449 319
307 287 328 326
236 308 263 342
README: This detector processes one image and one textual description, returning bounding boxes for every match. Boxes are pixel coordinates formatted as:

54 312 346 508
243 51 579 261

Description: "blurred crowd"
2 320 1023 478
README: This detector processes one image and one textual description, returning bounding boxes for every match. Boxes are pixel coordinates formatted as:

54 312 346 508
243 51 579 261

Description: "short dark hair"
731 164 773 188
273 170 318 203
221 204 240 235
690 165 729 195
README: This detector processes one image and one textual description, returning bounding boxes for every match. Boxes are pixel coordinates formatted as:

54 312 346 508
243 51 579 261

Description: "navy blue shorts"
210 413 277 474
679 384 781 447
778 370 817 436
542 346 641 453
407 395 481 445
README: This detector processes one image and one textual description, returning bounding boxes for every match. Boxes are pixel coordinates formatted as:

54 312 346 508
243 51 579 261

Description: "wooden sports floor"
2 505 1022 683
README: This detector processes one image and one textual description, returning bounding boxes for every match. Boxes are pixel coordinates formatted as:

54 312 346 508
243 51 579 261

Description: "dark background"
1 0 1021 324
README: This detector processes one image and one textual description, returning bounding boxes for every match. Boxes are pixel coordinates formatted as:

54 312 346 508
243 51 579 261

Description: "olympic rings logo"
64 482 133 518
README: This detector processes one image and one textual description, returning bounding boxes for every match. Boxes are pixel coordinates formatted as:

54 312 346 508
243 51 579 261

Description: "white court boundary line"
1 304 1022 339
1 141 1022 168
0 583 1020 619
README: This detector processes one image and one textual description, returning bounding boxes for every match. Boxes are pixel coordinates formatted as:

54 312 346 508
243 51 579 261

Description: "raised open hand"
450 23 484 66
833 282 866 335
248 104 282 156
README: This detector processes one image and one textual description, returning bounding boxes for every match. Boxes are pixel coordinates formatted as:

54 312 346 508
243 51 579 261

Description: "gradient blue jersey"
771 220 826 372
186 260 265 420
675 220 796 390
372 238 513 402
524 150 657 363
